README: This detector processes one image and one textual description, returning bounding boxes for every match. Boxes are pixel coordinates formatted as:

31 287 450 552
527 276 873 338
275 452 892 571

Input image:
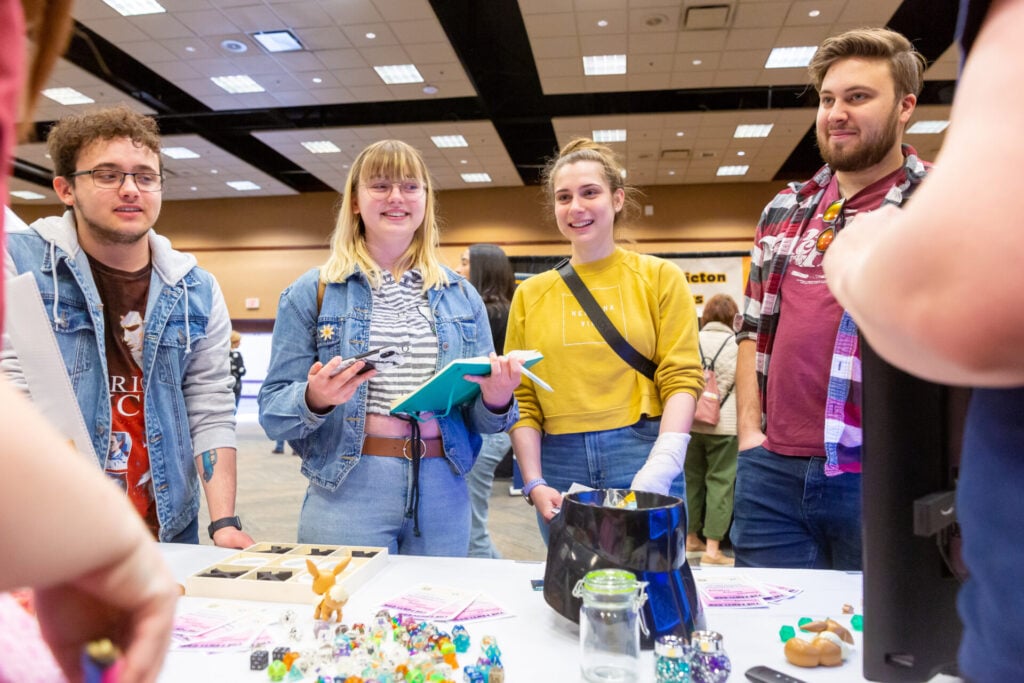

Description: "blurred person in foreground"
0 1 177 681
824 2 1024 679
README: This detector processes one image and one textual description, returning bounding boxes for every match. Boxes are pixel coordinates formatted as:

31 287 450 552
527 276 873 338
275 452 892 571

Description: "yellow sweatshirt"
506 247 703 435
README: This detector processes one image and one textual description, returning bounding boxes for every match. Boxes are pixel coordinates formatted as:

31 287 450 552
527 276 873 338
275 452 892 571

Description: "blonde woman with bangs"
259 140 522 556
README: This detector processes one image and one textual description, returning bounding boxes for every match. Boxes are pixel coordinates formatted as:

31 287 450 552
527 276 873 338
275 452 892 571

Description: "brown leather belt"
361 435 444 460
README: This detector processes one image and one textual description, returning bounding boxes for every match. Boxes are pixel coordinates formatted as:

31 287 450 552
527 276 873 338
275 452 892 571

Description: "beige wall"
11 180 780 320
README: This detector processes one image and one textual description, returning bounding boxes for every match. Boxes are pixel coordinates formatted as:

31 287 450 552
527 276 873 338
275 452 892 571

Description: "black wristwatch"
207 516 242 539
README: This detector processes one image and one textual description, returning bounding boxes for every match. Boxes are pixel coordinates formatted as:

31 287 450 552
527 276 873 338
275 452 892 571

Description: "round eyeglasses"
67 169 164 192
815 198 846 253
362 180 425 199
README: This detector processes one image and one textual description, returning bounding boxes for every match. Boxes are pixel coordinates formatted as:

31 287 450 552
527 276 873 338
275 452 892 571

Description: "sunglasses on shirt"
815 198 846 253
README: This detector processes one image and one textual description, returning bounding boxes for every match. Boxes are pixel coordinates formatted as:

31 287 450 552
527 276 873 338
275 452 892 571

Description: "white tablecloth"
158 544 954 682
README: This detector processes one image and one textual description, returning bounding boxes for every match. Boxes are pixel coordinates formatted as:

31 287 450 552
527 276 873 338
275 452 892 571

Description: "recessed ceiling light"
717 165 749 176
301 141 341 154
737 150 746 156
692 59 703 66
808 9 821 17
185 46 196 53
675 131 685 137
460 159 468 164
10 190 46 200
597 19 608 27
227 180 261 191
583 54 626 76
374 64 424 84
210 75 265 94
312 77 323 84
907 120 950 134
190 186 198 191
765 46 818 69
461 173 492 183
101 0 165 17
593 129 627 143
422 84 439 95
220 39 248 54
210 169 219 174
431 135 468 148
42 87 95 105
365 32 376 40
667 171 676 176
734 124 773 138
162 146 200 159
251 30 303 53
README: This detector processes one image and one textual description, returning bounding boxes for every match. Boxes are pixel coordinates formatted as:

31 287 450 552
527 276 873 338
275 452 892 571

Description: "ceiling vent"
682 2 734 30
697 150 717 159
660 149 692 160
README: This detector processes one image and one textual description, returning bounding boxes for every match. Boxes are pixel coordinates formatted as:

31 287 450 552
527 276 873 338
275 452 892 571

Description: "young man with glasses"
731 28 932 570
3 104 253 549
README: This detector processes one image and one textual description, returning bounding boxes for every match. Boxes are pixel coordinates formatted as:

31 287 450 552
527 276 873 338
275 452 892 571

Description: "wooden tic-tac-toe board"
185 542 388 604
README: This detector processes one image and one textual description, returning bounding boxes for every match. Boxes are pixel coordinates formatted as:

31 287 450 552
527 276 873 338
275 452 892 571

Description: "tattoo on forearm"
201 449 218 482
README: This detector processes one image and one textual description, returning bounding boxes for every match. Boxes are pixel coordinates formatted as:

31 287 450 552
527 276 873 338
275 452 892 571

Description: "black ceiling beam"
428 0 557 184
775 0 961 180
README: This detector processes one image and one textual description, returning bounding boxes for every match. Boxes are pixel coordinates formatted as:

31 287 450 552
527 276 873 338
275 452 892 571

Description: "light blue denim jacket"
2 211 237 541
258 267 517 491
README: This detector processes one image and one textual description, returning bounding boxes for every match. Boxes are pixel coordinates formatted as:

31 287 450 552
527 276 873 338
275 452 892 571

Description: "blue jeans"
536 417 683 543
730 445 861 570
297 453 471 556
466 432 510 558
166 516 199 544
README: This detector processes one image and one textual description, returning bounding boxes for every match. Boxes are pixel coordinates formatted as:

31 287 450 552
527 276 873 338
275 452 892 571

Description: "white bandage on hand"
629 432 692 495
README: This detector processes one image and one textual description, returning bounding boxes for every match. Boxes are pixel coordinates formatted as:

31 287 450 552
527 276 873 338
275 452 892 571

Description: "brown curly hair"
47 104 162 180
701 294 739 328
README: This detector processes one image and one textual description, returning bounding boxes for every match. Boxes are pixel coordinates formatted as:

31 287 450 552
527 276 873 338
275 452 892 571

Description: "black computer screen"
861 340 967 681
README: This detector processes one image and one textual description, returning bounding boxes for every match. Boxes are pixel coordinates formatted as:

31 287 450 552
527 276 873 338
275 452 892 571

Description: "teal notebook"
390 350 544 417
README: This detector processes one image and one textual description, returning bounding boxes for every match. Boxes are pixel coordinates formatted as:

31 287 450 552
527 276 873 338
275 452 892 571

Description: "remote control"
744 665 809 683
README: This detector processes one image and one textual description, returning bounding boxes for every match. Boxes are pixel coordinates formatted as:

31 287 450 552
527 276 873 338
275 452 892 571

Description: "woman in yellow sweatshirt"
506 138 704 537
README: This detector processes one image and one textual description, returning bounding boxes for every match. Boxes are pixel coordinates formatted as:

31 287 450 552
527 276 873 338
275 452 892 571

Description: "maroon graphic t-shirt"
90 257 159 537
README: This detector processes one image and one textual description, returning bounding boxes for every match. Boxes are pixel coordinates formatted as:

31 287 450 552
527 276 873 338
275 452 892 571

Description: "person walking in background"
685 294 739 567
3 104 253 549
0 2 178 681
229 330 246 412
823 1 1024 679
457 243 516 558
258 140 523 556
505 138 703 537
732 27 931 570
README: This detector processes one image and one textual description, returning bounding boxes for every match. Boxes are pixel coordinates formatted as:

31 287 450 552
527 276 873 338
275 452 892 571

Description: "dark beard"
817 105 902 173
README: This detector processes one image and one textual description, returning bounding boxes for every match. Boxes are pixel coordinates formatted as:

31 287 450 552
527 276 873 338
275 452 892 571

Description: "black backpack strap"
557 261 658 381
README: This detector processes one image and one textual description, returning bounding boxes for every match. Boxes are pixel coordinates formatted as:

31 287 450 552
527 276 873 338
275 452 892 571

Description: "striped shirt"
738 146 930 475
365 270 439 415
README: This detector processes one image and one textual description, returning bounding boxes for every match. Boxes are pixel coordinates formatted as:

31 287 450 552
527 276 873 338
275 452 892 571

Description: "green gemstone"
851 614 864 631
779 625 796 642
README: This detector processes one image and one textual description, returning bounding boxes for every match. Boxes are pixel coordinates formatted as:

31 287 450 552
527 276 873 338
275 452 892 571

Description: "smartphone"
744 666 808 683
328 345 406 377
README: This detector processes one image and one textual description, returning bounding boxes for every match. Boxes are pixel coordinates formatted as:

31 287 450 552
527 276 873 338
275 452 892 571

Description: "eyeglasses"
362 180 425 199
815 198 846 253
67 169 164 192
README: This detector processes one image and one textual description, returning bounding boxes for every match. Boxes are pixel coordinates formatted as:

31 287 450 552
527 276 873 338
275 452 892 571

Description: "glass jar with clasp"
573 568 649 683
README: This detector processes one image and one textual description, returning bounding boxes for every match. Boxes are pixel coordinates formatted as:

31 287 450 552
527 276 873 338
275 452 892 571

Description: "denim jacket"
2 210 237 541
258 267 517 491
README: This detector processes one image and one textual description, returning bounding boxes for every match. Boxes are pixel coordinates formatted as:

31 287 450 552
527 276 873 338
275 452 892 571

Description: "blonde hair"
320 140 449 291
540 137 639 226
808 27 926 98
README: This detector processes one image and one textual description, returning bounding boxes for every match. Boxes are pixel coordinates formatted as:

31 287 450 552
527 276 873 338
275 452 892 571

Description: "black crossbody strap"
557 261 658 381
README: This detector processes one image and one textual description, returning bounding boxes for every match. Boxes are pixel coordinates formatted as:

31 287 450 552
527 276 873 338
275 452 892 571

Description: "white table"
158 544 953 682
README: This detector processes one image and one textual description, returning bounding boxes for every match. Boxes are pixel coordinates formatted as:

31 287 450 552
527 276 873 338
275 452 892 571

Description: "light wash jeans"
466 432 510 558
730 445 862 570
297 453 471 556
536 416 683 544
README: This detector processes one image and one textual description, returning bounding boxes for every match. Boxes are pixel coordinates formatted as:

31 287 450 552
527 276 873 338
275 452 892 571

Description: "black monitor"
861 340 968 681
